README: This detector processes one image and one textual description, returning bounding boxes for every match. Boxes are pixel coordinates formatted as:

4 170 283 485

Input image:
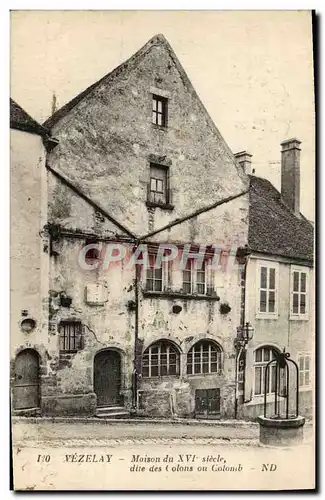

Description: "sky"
10 10 315 220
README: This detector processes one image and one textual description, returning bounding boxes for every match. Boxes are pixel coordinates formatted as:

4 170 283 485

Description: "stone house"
38 33 249 418
234 141 314 420
10 34 314 421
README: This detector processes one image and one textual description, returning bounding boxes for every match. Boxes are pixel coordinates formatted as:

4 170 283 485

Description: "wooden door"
195 388 220 418
13 349 40 409
207 388 221 415
94 350 121 407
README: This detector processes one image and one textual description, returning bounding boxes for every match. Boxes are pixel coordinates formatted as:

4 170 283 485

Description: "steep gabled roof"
10 98 48 136
249 175 314 262
44 34 169 129
42 34 238 165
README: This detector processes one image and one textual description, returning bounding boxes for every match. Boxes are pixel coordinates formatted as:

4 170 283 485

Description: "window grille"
59 321 83 352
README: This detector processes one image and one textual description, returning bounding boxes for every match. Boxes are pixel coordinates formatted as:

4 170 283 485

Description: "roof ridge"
41 33 246 178
43 34 169 129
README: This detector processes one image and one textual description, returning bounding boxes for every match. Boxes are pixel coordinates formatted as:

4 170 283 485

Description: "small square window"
59 321 83 353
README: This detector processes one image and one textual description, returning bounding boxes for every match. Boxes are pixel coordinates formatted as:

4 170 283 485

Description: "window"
298 354 311 388
152 94 168 127
183 259 210 295
290 267 309 319
145 253 167 292
257 262 278 317
146 263 163 292
148 163 169 205
142 341 180 377
187 341 222 375
59 321 83 353
254 347 278 396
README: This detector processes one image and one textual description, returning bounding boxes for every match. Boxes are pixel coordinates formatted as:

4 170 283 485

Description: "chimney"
281 138 301 215
51 91 58 115
234 151 253 175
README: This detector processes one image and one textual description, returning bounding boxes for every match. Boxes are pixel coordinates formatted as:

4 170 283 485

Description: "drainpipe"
234 345 244 419
241 252 251 404
234 248 251 419
132 245 140 409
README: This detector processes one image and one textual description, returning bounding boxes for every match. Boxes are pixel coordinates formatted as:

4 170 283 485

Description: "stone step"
96 411 129 419
96 406 129 419
12 407 41 417
96 406 126 413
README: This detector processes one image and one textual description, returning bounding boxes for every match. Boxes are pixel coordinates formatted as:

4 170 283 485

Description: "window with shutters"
59 321 83 353
290 266 309 320
142 340 180 377
256 261 278 318
298 354 311 388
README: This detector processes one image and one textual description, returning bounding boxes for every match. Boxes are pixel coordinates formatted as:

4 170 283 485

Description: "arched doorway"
94 350 122 407
13 349 40 410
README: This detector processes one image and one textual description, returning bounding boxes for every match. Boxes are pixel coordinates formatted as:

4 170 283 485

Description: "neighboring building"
234 140 314 419
10 99 56 414
36 33 249 418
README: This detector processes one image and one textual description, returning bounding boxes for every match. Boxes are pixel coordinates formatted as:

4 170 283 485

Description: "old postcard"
10 10 315 491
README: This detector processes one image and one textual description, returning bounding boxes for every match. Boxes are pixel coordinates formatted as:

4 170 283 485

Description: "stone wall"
10 129 51 413
10 129 49 357
43 35 249 417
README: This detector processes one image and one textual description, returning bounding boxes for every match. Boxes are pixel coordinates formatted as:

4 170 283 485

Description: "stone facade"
10 35 313 422
41 34 249 418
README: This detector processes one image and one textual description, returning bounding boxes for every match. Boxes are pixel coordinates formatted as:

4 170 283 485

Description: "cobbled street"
12 417 313 448
12 418 314 491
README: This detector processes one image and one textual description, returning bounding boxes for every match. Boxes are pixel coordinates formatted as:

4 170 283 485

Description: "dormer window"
152 94 168 127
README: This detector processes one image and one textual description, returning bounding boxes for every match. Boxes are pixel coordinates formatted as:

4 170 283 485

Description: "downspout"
132 244 140 409
241 252 251 404
234 249 251 419
234 346 244 419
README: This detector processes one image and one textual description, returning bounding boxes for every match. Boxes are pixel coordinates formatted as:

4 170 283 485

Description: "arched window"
254 346 279 396
142 341 180 377
187 340 222 375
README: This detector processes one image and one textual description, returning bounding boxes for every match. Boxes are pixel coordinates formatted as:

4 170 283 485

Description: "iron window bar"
59 321 83 353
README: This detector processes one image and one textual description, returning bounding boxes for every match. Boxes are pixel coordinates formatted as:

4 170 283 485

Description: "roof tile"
10 98 48 136
248 175 314 262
